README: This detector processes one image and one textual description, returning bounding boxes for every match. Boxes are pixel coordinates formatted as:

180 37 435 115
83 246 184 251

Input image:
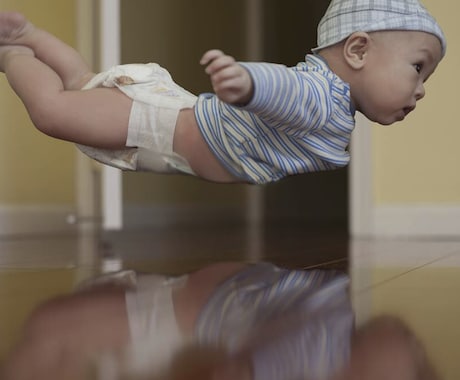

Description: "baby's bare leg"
0 11 93 90
1 45 131 148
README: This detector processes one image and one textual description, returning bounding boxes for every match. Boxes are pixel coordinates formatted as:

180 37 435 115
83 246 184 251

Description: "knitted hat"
312 0 446 57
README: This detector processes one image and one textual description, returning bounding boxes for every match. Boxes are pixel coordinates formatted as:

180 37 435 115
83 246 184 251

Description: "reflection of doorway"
118 0 345 232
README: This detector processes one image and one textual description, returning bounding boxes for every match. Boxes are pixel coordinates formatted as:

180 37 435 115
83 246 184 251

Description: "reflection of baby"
1 262 440 380
165 315 440 380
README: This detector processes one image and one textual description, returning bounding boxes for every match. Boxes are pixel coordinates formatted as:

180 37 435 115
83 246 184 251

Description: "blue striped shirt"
194 55 355 184
195 263 353 380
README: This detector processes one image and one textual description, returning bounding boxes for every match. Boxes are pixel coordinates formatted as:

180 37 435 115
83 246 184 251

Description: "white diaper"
77 63 198 174
119 273 189 377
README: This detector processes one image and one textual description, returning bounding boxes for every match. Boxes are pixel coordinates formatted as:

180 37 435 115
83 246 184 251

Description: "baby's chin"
369 113 405 126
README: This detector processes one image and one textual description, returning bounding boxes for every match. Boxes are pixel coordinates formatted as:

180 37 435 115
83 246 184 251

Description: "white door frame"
75 0 123 230
349 113 373 237
75 0 98 229
99 0 123 230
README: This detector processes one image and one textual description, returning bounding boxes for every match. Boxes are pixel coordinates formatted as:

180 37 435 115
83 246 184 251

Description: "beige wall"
372 0 459 204
0 0 76 204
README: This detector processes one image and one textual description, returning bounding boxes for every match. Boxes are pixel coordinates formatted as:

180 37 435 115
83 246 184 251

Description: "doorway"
118 0 345 229
102 0 347 266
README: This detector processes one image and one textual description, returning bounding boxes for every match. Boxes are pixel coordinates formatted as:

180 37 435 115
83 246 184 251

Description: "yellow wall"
372 0 460 204
0 0 76 204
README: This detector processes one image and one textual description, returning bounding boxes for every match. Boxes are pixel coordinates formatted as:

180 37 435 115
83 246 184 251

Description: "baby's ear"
343 32 371 69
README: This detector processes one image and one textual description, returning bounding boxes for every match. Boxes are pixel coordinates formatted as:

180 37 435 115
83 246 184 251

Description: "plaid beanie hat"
312 0 446 57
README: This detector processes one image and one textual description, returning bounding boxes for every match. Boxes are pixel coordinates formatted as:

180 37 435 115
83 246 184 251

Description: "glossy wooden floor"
0 221 348 363
2 223 460 379
103 222 349 274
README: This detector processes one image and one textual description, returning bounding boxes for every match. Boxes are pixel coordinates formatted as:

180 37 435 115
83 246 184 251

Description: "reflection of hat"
312 0 446 57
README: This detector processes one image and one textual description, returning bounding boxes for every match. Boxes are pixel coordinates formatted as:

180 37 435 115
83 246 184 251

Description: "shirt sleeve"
239 62 333 136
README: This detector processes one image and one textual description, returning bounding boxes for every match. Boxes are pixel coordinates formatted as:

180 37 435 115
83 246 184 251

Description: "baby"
1 262 440 380
0 0 446 184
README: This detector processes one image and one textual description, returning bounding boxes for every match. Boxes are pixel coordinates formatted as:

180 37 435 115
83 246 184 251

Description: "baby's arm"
201 50 331 134
240 62 329 130
200 49 254 106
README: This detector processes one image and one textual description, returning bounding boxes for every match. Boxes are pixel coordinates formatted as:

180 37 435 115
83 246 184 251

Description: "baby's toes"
0 12 29 44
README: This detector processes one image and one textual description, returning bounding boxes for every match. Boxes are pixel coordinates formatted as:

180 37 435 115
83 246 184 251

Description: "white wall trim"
373 204 460 238
4 203 457 238
349 112 374 237
0 204 77 236
100 0 123 230
75 0 100 232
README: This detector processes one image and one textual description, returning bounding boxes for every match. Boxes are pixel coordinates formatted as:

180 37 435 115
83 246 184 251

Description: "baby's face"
352 30 442 126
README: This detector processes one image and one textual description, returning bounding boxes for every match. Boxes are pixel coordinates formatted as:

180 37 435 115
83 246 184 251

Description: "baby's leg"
1 45 131 148
0 11 93 90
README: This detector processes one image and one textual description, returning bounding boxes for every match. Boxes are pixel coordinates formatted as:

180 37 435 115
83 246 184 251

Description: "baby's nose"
415 83 425 101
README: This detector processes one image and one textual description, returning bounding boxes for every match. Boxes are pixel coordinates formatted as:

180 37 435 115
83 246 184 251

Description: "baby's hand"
200 49 253 106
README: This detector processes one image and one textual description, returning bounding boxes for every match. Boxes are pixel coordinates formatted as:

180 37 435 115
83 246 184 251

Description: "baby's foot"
0 45 34 72
0 12 34 45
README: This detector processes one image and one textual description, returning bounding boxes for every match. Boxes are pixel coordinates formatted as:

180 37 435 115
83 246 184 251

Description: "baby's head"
343 315 440 380
313 0 446 57
314 0 446 125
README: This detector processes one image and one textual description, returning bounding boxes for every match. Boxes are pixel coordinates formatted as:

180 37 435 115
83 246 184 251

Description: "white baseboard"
0 204 77 236
0 202 245 235
373 204 460 238
0 202 246 236
3 203 458 238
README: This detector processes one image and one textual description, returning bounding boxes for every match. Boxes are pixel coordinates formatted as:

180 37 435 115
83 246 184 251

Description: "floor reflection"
350 238 460 380
0 226 459 379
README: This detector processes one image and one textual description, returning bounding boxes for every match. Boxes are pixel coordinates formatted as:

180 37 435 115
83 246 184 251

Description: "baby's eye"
414 63 422 73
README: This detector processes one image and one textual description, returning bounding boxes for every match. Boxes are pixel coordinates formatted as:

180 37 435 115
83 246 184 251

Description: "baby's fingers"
205 55 236 76
200 49 224 66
